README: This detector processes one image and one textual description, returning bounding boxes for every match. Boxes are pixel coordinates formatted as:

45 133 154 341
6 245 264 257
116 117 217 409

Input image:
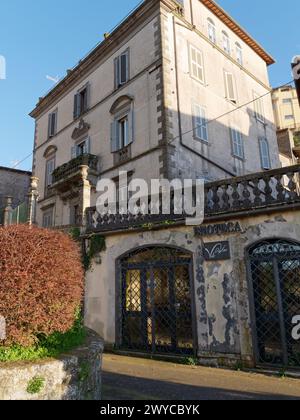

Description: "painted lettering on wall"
195 222 242 237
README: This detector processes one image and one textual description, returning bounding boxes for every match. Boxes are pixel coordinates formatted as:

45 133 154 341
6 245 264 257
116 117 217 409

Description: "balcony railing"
86 164 300 233
52 154 98 185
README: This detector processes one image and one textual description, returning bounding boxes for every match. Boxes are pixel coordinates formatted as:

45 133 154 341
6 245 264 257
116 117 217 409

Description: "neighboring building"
30 0 279 229
272 85 300 166
0 166 31 225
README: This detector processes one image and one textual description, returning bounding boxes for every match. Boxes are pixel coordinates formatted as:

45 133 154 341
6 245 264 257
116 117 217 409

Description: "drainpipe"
189 0 195 27
171 16 236 178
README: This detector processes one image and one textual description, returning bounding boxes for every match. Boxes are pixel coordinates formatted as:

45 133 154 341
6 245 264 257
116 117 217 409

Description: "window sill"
190 75 206 86
232 154 245 162
114 80 130 92
193 135 210 145
113 144 132 166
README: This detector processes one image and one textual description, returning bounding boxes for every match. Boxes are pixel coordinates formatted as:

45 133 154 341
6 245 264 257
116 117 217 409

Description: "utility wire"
168 79 295 145
12 80 295 170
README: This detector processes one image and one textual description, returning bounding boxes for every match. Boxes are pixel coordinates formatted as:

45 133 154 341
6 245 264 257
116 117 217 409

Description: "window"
48 110 57 138
224 71 236 103
45 157 55 187
236 43 243 65
283 98 292 104
118 116 129 149
207 18 216 44
70 204 80 226
189 45 205 83
253 92 265 123
73 83 90 119
193 104 208 142
71 137 91 158
231 128 244 159
114 50 129 88
285 115 294 120
111 106 134 152
222 31 230 54
43 209 53 228
259 138 271 169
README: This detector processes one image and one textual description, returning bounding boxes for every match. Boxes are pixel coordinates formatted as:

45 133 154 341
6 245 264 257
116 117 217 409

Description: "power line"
12 153 33 170
168 79 295 145
12 80 295 171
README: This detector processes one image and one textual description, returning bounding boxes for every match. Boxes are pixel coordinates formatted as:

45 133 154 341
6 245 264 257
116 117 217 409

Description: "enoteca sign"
203 241 231 261
194 222 242 237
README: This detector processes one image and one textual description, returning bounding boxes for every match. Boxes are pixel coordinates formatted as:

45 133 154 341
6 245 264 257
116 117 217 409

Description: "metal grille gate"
248 240 300 367
118 247 195 355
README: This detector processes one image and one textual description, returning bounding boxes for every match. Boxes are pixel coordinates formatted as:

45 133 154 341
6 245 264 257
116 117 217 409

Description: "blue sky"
0 0 299 170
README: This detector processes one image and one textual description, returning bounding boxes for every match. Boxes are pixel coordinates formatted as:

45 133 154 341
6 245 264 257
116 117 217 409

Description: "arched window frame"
110 95 134 153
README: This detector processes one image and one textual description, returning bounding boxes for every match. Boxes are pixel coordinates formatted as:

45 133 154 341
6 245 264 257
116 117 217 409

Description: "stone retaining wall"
0 330 104 400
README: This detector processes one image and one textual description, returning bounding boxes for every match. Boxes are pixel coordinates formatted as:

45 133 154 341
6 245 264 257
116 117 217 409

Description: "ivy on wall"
69 228 106 271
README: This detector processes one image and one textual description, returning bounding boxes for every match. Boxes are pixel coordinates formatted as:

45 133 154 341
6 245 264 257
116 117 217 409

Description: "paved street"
103 354 300 401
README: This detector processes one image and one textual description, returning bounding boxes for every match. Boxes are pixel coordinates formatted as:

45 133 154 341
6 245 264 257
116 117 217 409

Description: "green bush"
0 312 86 363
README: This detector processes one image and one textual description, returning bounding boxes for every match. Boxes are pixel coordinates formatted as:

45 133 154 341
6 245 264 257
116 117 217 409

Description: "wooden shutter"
50 112 56 136
120 51 129 85
200 107 208 141
259 138 270 169
71 146 77 159
114 57 120 88
111 121 119 152
84 83 90 112
127 110 134 145
254 92 265 123
193 104 208 141
48 114 52 138
83 137 91 154
225 72 236 102
73 93 80 119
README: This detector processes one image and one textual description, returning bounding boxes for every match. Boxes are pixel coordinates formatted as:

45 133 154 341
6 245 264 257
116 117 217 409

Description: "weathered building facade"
0 166 31 225
29 0 300 369
30 0 279 229
85 165 300 368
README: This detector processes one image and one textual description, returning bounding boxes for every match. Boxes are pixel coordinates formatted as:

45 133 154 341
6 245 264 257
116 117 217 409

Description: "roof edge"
200 0 275 66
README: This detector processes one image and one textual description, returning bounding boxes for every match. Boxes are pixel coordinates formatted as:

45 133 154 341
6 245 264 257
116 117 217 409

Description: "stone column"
27 177 39 226
78 165 91 228
3 196 13 226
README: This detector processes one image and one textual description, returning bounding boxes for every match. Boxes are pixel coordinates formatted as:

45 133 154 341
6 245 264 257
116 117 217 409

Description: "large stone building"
272 85 300 166
0 166 31 225
30 0 279 229
29 0 300 370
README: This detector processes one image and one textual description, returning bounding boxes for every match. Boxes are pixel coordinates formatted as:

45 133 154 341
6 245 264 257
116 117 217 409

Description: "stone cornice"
29 0 179 120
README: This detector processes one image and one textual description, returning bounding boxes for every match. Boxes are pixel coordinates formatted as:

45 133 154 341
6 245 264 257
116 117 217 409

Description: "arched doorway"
248 239 300 367
117 246 196 355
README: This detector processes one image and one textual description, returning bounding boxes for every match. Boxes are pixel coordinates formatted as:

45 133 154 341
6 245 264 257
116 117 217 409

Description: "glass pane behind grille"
249 240 300 369
251 260 283 365
280 259 300 367
120 247 194 355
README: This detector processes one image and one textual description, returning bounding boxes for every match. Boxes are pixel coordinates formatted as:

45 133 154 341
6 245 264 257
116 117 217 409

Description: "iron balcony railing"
52 154 98 185
86 164 300 233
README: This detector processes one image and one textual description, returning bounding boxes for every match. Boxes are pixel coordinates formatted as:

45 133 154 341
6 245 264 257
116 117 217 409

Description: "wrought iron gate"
248 240 300 367
118 247 195 355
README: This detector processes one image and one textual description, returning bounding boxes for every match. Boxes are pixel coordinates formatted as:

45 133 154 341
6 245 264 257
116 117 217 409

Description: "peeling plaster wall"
84 209 300 366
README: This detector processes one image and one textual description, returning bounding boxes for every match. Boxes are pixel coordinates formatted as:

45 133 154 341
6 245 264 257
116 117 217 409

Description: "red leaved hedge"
0 225 84 347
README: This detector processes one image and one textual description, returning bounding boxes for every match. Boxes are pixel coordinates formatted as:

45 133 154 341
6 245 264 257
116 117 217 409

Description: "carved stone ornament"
72 118 90 140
